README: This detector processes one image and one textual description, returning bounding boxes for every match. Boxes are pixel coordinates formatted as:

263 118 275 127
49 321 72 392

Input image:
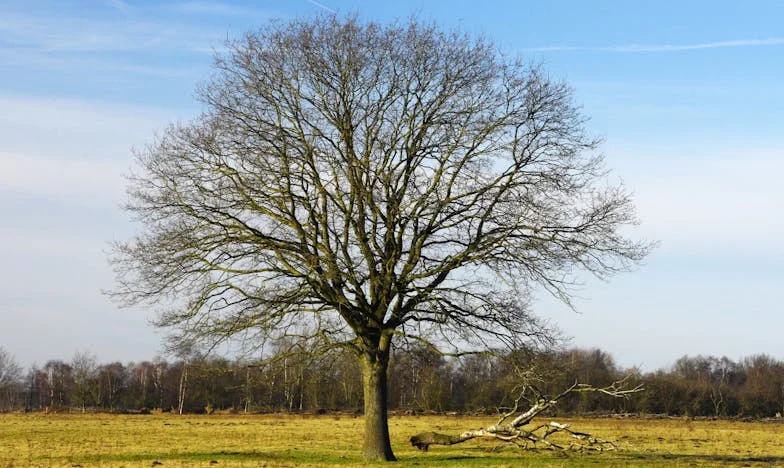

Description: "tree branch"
410 377 643 451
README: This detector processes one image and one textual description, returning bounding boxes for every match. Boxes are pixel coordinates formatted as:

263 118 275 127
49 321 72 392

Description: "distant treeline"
0 346 782 418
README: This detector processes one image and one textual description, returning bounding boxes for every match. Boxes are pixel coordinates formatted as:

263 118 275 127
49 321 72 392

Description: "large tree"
110 16 650 461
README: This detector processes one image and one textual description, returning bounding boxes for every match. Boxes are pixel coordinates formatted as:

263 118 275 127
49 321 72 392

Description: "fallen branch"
410 377 643 452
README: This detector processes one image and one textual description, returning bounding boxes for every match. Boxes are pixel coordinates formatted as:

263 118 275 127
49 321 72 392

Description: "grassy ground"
1 413 783 467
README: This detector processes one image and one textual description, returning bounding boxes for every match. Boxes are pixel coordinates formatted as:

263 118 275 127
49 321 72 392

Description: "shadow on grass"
401 447 784 467
623 452 784 465
55 448 784 466
64 449 357 465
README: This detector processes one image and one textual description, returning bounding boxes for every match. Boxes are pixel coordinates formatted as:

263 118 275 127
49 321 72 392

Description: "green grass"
1 413 784 466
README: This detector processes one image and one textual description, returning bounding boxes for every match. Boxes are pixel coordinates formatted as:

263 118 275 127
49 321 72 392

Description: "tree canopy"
110 16 651 460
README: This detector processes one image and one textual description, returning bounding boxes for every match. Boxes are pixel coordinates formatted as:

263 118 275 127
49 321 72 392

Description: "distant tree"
41 360 73 410
187 356 244 412
559 348 620 413
126 361 159 409
328 350 363 410
110 16 651 460
25 366 41 411
711 356 742 416
71 351 98 412
740 354 784 417
452 353 508 412
0 347 22 412
151 360 171 410
389 344 452 411
97 362 126 411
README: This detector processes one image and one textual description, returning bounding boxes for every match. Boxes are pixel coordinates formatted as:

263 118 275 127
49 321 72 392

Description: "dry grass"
1 413 784 466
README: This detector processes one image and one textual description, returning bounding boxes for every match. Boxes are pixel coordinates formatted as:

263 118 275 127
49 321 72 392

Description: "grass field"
1 413 783 467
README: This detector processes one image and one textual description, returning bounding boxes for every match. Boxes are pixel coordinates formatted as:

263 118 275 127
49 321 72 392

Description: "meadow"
1 413 783 467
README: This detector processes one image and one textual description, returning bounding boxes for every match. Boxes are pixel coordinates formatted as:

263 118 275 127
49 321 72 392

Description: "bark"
361 346 396 461
410 432 470 450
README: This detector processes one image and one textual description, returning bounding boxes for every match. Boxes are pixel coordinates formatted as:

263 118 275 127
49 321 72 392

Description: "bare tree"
71 350 98 412
110 16 651 461
97 362 126 411
0 347 22 412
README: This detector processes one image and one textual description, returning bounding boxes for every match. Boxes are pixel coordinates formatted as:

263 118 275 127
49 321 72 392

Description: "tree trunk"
178 364 188 415
361 346 396 461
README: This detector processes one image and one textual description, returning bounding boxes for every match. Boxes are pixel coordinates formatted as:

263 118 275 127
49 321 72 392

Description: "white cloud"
0 230 102 258
0 94 187 161
613 149 784 254
0 151 125 201
0 94 177 136
0 91 168 365
525 37 784 53
0 301 160 369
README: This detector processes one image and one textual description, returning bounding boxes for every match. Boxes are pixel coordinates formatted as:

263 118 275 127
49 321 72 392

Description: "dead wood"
410 377 642 452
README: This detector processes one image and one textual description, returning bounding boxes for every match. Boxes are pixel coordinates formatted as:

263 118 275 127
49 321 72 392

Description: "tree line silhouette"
1 346 783 418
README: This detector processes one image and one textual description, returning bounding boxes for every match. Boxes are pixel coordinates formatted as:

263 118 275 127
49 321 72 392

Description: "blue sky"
1 0 782 371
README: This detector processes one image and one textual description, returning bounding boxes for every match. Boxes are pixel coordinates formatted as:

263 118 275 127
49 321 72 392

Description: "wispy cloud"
0 95 183 185
0 47 199 78
525 37 784 53
0 10 225 54
0 93 170 366
163 1 270 17
305 0 336 14
106 0 131 15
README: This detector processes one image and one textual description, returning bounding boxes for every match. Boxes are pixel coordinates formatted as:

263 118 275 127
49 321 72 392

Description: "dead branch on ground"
410 377 643 452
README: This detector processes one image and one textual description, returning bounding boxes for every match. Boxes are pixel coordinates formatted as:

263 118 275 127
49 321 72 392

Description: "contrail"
523 37 784 53
305 0 337 14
